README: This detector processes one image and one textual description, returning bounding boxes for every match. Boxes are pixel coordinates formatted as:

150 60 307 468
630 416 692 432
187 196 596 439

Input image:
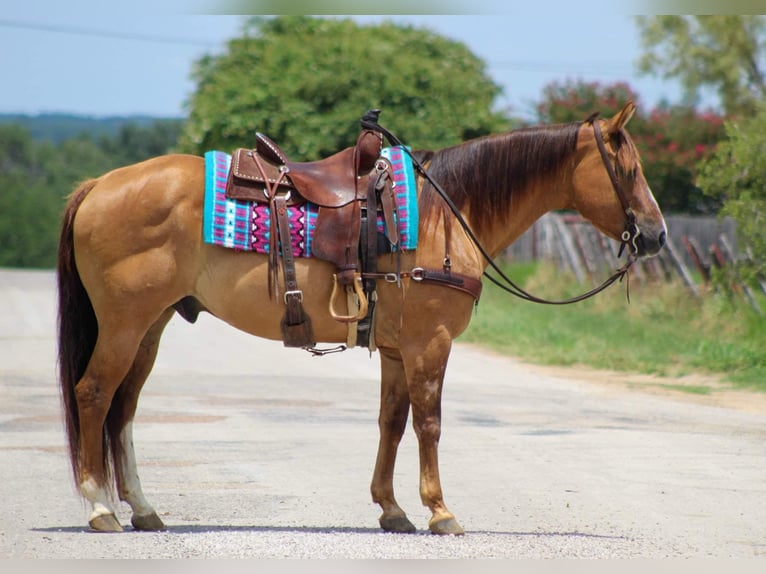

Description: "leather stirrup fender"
329 272 369 323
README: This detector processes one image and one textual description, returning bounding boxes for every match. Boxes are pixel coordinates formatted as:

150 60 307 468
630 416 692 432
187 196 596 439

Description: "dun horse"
57 103 666 535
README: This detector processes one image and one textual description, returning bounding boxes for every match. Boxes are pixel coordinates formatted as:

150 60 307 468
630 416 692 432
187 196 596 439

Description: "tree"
535 79 725 214
536 80 640 124
99 120 183 166
0 126 61 267
635 16 766 117
697 107 766 283
178 16 510 159
0 121 177 269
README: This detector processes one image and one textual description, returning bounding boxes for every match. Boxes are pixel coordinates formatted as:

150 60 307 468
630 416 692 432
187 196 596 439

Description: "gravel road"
1 268 764 558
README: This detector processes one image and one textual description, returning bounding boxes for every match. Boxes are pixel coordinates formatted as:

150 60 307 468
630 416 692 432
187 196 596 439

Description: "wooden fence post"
662 235 700 297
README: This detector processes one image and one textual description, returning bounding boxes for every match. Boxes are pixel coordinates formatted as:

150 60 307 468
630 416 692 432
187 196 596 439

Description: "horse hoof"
89 513 123 533
131 512 166 531
379 514 417 533
429 517 464 536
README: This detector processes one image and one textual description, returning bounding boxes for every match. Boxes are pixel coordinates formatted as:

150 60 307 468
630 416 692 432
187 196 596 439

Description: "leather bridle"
360 110 639 305
588 112 642 259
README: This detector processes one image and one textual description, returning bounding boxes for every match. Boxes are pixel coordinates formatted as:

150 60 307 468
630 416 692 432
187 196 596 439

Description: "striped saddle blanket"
202 146 418 257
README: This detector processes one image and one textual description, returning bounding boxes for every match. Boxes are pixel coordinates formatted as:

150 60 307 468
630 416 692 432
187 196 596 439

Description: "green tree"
99 119 183 166
635 16 766 117
535 79 725 214
179 16 509 159
0 125 67 267
697 107 766 283
0 123 156 268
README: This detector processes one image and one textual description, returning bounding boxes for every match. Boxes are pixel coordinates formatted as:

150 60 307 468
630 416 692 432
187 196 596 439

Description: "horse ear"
606 101 636 135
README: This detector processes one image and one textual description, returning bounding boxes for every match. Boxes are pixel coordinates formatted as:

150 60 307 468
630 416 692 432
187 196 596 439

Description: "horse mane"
417 121 584 232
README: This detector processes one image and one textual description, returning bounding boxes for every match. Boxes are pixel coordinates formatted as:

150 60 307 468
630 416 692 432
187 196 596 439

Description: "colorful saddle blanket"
203 147 418 256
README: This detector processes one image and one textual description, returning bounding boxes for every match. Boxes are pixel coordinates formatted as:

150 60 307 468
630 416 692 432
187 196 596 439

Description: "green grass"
654 384 713 396
459 262 766 392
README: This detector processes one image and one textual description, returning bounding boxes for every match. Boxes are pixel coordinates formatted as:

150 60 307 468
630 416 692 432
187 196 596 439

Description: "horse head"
571 102 667 258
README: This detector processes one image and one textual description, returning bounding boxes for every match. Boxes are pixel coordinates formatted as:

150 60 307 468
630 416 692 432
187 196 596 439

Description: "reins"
360 110 638 305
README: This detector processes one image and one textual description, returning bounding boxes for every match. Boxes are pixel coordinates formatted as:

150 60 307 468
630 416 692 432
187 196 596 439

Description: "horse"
56 102 666 535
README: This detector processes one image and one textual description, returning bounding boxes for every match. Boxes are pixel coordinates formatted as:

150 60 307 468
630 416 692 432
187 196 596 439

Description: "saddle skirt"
202 148 418 256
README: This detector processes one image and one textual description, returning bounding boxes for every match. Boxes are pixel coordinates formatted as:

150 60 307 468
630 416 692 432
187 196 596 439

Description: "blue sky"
0 1 701 121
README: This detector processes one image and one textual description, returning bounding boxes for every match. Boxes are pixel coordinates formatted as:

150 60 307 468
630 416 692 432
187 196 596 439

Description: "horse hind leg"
110 308 175 531
75 323 149 532
371 348 417 533
76 309 173 532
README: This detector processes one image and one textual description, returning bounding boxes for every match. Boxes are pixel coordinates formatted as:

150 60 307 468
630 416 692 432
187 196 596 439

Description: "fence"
504 213 763 312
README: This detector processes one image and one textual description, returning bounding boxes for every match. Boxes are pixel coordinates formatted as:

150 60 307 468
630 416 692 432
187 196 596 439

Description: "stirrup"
329 272 369 323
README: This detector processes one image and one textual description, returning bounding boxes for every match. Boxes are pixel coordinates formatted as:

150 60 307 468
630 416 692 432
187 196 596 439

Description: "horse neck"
477 173 572 258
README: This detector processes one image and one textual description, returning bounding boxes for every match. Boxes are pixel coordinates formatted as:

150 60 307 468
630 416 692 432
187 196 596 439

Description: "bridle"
360 110 640 305
588 112 642 259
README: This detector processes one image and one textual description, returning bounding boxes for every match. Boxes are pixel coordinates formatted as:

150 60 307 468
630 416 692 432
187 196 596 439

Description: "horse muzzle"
632 221 667 258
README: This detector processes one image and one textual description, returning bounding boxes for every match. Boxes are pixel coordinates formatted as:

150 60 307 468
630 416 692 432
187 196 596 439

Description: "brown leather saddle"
228 131 379 207
225 128 397 350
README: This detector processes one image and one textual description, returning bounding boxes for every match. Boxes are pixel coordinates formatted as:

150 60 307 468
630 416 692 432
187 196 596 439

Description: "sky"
0 1 706 122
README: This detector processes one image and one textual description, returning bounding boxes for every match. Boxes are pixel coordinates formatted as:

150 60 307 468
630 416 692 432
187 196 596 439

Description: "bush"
697 104 766 286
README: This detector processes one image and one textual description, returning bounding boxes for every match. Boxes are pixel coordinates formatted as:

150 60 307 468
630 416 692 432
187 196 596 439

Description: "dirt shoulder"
521 361 766 415
458 343 766 415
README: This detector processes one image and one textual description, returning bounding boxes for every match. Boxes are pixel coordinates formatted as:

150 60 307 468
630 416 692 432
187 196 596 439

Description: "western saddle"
225 122 399 351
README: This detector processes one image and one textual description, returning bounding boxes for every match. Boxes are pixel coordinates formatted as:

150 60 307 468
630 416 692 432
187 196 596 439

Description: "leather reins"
360 110 639 305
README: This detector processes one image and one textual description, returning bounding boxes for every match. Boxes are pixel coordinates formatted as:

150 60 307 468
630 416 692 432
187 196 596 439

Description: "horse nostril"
658 230 667 248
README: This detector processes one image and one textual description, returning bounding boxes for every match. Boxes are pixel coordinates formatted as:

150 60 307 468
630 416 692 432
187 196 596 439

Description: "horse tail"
57 179 99 485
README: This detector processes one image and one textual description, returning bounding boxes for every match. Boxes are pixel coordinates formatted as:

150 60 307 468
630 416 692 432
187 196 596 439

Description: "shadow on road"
32 524 628 540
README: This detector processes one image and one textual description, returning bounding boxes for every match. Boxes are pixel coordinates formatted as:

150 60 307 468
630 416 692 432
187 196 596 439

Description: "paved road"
1 268 764 558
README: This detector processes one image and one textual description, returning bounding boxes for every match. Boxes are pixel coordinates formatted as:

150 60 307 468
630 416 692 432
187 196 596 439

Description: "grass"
459 262 766 392
654 384 713 396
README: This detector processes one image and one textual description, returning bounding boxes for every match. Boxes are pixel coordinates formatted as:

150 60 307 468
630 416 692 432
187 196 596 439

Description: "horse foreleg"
113 308 174 531
370 348 416 533
402 333 464 536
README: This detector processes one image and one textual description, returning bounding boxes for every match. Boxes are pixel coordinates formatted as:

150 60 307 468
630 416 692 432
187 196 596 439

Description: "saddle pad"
380 145 418 248
203 148 418 255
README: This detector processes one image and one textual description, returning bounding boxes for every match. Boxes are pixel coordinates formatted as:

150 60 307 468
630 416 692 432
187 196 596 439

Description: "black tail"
56 179 100 485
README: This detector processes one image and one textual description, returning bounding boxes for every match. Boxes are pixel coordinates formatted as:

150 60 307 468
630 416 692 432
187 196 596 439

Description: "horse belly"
194 248 349 343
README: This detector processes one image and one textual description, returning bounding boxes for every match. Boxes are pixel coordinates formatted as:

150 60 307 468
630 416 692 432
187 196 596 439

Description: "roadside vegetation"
460 262 766 392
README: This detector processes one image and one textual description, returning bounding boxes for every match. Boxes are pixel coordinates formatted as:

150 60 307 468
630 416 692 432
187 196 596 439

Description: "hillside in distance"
0 112 182 143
